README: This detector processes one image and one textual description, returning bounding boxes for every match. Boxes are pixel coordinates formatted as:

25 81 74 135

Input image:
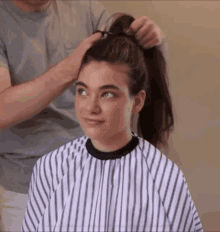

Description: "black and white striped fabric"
21 133 203 232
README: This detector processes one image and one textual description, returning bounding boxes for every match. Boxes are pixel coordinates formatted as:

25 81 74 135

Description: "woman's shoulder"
135 134 188 206
33 135 88 173
134 133 185 183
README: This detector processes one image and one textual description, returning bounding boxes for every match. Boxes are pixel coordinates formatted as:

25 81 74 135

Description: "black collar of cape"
86 132 139 161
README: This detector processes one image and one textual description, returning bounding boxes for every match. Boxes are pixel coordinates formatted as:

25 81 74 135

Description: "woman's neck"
91 131 133 152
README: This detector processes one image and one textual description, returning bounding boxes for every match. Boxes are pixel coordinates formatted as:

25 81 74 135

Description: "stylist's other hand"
128 15 163 49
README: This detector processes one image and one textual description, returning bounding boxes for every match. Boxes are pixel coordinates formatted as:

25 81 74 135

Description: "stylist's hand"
128 15 163 49
71 32 102 61
66 32 103 81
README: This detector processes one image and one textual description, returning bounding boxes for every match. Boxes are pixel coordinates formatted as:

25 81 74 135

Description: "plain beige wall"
100 1 220 231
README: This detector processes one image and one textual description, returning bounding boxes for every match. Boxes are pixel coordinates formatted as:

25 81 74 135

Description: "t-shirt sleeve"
0 37 9 69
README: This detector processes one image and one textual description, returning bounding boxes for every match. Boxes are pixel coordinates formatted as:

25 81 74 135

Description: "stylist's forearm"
0 57 78 129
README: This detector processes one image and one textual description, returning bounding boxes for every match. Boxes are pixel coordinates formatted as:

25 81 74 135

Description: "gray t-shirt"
0 0 110 193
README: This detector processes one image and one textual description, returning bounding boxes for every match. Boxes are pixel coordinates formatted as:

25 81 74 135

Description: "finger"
129 15 150 33
135 22 154 41
79 32 102 51
88 24 106 37
139 30 157 45
155 26 163 44
141 29 162 47
142 37 159 49
87 31 103 43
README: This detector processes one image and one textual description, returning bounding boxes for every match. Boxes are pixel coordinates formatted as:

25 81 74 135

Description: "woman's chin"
82 127 103 140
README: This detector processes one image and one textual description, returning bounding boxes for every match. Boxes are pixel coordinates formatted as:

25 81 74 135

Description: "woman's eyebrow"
75 81 121 91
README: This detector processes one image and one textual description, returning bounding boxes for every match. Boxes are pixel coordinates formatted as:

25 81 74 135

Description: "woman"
21 13 203 232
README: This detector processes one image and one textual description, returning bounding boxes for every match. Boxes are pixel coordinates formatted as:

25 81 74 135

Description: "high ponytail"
79 13 174 150
138 47 174 148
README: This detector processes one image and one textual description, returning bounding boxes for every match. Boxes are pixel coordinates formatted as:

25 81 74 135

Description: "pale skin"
75 61 146 152
0 0 163 129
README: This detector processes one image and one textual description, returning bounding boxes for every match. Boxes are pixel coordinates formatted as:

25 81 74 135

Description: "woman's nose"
86 96 101 113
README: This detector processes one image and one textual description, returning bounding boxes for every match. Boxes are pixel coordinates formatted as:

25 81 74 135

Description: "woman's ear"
132 90 146 115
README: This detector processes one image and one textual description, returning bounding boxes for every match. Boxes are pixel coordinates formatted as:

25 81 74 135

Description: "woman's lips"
84 119 104 126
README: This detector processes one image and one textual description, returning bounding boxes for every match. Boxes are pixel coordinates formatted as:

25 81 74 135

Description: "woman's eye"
102 92 116 98
76 89 117 99
77 88 87 96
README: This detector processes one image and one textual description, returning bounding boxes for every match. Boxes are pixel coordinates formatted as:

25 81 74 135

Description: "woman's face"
75 61 141 144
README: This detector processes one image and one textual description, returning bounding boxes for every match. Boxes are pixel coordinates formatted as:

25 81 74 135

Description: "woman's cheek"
75 98 85 119
109 105 125 126
102 101 118 116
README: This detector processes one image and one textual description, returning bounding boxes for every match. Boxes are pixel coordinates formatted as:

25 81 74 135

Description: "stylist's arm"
0 32 102 130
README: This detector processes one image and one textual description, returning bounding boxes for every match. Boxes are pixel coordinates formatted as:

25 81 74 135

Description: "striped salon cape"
21 133 203 232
